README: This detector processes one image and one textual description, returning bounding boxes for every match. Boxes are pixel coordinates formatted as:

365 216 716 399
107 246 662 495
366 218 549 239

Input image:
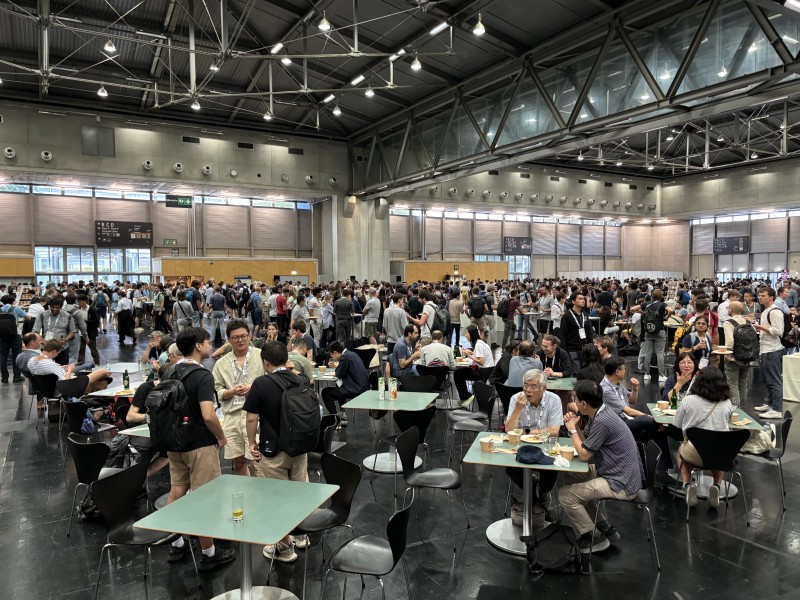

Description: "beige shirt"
212 346 266 414
722 315 747 364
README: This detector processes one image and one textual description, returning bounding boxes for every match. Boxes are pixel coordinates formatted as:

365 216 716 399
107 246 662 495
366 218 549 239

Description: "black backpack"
0 310 17 337
496 297 510 320
144 363 204 452
468 296 486 319
265 373 321 457
731 321 759 363
642 301 663 335
431 303 451 335
525 523 582 575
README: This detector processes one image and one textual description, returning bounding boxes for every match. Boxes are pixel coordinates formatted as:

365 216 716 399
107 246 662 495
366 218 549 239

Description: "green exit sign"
166 194 193 208
163 239 177 246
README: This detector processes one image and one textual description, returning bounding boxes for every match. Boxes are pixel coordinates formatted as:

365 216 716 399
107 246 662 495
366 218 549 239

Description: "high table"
647 402 760 499
134 475 338 600
784 353 800 403
519 311 542 341
85 383 142 399
463 432 588 556
342 390 436 473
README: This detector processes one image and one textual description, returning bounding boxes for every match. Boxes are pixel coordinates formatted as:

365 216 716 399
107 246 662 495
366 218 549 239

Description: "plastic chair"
415 365 452 408
31 373 59 427
65 433 120 537
92 461 200 600
373 406 437 476
351 347 377 371
320 493 414 600
494 383 522 426
397 427 469 552
741 411 793 512
308 414 340 479
589 441 662 570
445 382 496 452
397 375 437 393
683 427 751 524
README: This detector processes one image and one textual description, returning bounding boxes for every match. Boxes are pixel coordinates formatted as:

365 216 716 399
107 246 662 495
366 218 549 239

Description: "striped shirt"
582 405 643 496
28 356 67 380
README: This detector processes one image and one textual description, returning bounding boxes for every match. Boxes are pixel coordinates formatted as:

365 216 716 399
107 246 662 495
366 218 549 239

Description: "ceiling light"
780 122 786 129
318 11 331 32
640 91 650 101
323 94 335 103
751 151 758 159
659 64 670 80
615 160 623 166
332 104 342 116
666 133 674 141
411 55 422 71
717 63 728 78
717 135 724 142
577 152 584 161
104 39 116 53
97 84 108 97
281 55 292 66
0 76 3 84
351 74 365 86
748 43 758 53
263 111 273 121
389 54 399 62
473 13 485 36
270 42 284 54
365 86 374 97
430 22 448 36
647 164 654 171
209 62 220 71
191 99 200 110
580 112 589 119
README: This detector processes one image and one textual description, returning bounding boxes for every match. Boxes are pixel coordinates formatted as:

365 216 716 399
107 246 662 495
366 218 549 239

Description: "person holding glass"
661 352 701 403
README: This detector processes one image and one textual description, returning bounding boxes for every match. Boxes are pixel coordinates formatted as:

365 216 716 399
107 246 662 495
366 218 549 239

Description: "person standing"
753 287 785 420
31 296 74 364
465 287 488 334
502 290 520 348
0 295 29 383
559 292 593 374
447 289 464 347
276 287 289 334
209 287 227 345
115 291 136 345
383 293 409 354
76 293 101 366
362 288 381 340
722 301 754 407
631 289 672 384
334 289 355 343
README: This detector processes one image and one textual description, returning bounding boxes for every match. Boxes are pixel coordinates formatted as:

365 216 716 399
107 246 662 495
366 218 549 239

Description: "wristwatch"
568 429 578 435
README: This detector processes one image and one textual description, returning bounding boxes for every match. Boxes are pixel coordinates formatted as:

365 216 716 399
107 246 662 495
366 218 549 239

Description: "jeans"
0 334 22 380
643 331 666 376
502 318 516 347
724 360 750 407
760 349 783 412
558 467 635 536
192 311 201 327
211 311 226 341
515 313 538 340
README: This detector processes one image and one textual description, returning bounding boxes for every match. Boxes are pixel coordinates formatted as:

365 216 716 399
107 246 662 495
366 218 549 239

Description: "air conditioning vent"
629 184 638 190
550 176 560 182
520 173 531 179
578 179 587 184
182 136 200 144
488 170 499 176
288 147 304 155
237 142 254 150
646 186 655 191
604 182 613 187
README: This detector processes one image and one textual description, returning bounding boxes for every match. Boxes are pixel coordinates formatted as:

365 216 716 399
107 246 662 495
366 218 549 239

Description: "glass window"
66 247 95 273
98 273 122 286
97 249 124 273
32 186 62 195
0 183 30 193
126 249 151 273
94 189 123 199
296 202 311 210
35 246 64 272
62 188 93 197
203 196 228 204
124 192 151 201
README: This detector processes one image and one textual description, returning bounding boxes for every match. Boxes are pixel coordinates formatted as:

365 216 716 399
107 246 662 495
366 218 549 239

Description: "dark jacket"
536 347 574 378
336 350 370 398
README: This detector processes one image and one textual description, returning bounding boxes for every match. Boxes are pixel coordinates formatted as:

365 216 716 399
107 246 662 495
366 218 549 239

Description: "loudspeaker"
273 275 280 283
396 275 401 283
445 274 451 280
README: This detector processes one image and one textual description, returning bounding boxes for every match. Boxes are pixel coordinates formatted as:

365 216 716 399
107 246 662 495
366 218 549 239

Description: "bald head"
728 300 744 316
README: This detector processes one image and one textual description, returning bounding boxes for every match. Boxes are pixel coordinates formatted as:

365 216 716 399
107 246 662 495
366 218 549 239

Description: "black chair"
415 365 452 408
683 427 751 524
92 461 200 600
589 441 662 570
494 383 522 426
66 433 121 537
308 414 340 479
31 373 59 426
351 348 377 371
283 454 362 600
742 411 793 512
397 427 469 552
397 375 437 393
57 375 91 434
320 494 414 600
445 382 496 453
373 406 437 479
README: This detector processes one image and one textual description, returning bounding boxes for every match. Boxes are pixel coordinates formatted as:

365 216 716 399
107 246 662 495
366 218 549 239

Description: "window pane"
98 273 122 285
66 248 82 272
81 248 95 272
126 249 151 273
35 246 63 272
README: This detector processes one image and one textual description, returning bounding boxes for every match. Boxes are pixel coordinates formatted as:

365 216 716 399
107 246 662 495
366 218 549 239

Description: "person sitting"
28 339 110 387
287 319 316 361
124 364 170 477
536 334 574 379
387 324 420 378
662 352 700 403
320 341 370 427
454 325 495 404
488 339 519 385
575 343 605 383
593 336 613 362
16 332 42 379
560 380 644 554
419 329 456 369
504 341 543 387
505 369 563 527
674 367 734 510
287 338 314 379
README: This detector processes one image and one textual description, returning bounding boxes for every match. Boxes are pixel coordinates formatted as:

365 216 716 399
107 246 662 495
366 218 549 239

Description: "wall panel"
0 194 30 244
96 199 148 222
557 224 580 255
444 219 473 253
751 218 787 253
531 223 556 255
36 196 92 245
475 221 502 254
205 205 250 249
426 217 442 255
253 207 295 251
389 215 409 254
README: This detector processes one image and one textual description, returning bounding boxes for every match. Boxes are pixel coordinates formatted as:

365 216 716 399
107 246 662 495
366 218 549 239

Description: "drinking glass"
232 492 244 522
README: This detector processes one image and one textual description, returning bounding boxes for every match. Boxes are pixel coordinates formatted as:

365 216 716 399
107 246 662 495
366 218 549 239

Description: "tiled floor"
1 323 798 600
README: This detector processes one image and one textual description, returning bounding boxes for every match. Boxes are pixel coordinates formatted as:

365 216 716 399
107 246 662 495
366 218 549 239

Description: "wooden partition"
152 257 317 285
403 260 508 283
0 256 35 279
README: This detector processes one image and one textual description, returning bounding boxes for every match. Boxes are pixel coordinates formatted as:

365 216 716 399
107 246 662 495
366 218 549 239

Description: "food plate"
712 349 732 355
655 408 677 416
732 418 751 427
520 434 544 444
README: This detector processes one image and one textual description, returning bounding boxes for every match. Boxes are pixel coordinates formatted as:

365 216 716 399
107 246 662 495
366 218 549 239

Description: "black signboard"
713 236 749 254
503 236 532 255
166 194 193 208
95 221 153 248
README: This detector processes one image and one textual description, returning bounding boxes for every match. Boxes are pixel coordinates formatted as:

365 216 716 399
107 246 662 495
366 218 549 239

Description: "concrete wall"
622 223 691 275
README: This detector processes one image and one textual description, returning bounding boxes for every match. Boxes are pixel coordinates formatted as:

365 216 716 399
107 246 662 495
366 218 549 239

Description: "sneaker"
754 404 770 412
577 531 610 554
761 410 783 419
340 413 348 427
167 540 192 563
460 395 475 409
292 535 309 549
198 547 236 571
658 375 667 384
12 377 24 383
263 541 297 563
597 521 620 543
685 483 698 508
0 379 7 384
708 484 720 510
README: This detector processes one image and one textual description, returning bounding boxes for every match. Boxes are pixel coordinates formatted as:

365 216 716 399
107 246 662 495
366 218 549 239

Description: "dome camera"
173 162 184 173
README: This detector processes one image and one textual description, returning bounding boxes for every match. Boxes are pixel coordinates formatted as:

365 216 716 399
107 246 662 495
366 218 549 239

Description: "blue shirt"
504 356 544 387
390 338 414 377
0 305 27 319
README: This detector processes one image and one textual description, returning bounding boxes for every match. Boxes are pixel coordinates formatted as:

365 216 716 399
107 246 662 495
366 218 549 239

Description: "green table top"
462 432 589 472
342 390 437 412
312 368 339 382
86 383 143 398
124 424 150 438
545 377 577 391
133 475 338 546
646 403 763 431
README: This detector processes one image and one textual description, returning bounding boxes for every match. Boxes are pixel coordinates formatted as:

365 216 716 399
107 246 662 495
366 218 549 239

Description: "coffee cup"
479 439 494 452
559 446 574 462
656 400 669 410
318 365 327 374
508 432 520 446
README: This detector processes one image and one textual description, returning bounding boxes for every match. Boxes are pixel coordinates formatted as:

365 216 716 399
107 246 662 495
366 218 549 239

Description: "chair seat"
328 535 394 576
448 410 488 422
112 524 174 546
98 467 123 480
406 468 461 490
330 441 347 453
292 507 343 534
453 419 489 433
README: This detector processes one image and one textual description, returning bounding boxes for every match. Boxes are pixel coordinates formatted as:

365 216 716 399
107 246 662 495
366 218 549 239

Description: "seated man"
387 324 420 379
536 334 574 379
593 336 613 362
16 332 43 378
505 369 563 527
320 341 370 427
505 341 544 387
28 339 110 386
419 329 455 369
287 319 316 361
287 338 314 379
122 364 170 477
559 380 643 554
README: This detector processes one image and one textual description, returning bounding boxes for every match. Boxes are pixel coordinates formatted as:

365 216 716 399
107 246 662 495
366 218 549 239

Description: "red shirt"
276 294 287 315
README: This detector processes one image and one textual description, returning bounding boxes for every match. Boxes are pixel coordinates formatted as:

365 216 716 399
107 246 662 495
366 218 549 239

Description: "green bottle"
670 388 678 410
453 345 461 359
123 369 130 389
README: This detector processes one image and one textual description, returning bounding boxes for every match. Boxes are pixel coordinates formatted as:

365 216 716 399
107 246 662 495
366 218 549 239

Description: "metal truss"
350 0 800 197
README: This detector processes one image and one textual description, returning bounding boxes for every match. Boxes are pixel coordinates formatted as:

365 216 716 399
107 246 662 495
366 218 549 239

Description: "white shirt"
760 305 785 354
472 339 495 368
116 297 133 313
717 300 730 324
27 303 45 320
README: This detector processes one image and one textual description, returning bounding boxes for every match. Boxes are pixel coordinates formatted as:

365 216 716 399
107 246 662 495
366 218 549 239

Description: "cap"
515 445 555 465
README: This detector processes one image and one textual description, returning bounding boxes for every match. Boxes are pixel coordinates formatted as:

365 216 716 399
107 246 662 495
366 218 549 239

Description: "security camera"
448 187 457 196
173 162 184 173
3 147 16 159
464 189 475 197
587 198 595 206
305 174 316 184
515 193 525 201
574 198 582 205
499 192 509 200
545 195 554 203
41 150 52 162
530 194 539 202
599 199 607 207
430 185 439 194
482 190 492 198
559 196 568 204
230 169 238 177
328 177 337 185
201 164 212 176
142 159 154 171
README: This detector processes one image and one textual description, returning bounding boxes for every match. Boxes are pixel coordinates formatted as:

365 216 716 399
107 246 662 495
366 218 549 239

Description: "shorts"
168 445 221 488
251 310 262 326
257 451 308 482
678 440 703 467
96 306 107 318
222 410 253 460
135 307 143 318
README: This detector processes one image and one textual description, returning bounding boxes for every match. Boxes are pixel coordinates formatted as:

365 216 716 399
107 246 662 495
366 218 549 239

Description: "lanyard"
569 309 584 329
231 351 250 385
522 401 544 427
47 313 59 333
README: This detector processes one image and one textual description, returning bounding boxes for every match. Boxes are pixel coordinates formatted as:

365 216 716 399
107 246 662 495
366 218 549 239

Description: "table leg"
484 470 535 556
210 541 299 600
522 469 532 540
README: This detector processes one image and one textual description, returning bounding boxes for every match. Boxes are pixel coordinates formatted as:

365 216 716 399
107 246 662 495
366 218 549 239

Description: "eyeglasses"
523 383 543 390
230 335 249 342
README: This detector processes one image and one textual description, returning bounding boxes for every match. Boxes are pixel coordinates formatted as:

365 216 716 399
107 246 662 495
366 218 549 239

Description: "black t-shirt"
131 380 156 412
177 365 218 451
467 296 486 318
243 370 305 457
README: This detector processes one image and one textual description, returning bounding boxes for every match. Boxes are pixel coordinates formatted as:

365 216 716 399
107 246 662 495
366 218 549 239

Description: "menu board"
95 221 153 248
503 236 532 255
713 236 749 254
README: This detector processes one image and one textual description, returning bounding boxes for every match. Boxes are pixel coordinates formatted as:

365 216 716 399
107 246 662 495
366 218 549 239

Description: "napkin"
553 456 571 468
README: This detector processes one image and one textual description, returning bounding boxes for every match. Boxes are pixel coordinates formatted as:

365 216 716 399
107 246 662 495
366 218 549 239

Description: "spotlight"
281 55 292 66
411 55 422 71
717 63 728 78
263 111 273 121
332 104 342 116
318 11 331 32
473 14 485 36
191 99 201 110
97 84 108 97
365 86 375 97
104 39 116 53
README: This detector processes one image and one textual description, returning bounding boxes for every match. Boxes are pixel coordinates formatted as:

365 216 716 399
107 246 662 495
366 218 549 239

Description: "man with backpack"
631 289 673 384
753 287 785 420
466 287 488 334
245 340 320 564
0 295 29 383
156 327 236 570
722 301 756 407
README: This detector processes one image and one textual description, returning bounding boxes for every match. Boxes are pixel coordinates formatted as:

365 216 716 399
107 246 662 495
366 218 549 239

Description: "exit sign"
166 194 193 208
163 239 177 246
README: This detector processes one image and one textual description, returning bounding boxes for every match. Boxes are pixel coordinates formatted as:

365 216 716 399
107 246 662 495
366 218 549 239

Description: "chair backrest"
67 433 111 485
56 375 90 400
394 406 437 444
315 352 329 367
321 453 362 522
368 371 379 390
386 496 414 567
91 461 149 533
316 413 339 453
395 427 421 480
32 373 59 398
415 365 449 389
473 381 496 415
477 366 494 383
351 348 377 370
494 383 522 415
65 400 89 435
641 440 661 491
686 427 751 471
398 375 437 393
777 412 794 456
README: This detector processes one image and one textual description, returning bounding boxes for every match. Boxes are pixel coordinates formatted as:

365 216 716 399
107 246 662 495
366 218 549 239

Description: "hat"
515 445 555 465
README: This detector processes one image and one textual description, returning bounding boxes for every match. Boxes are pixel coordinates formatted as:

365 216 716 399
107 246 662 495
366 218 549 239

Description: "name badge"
578 328 586 340
698 357 709 369
45 331 55 341
233 395 246 406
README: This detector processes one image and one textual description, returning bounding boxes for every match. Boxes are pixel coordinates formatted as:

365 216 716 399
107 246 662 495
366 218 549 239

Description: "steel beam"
667 0 721 97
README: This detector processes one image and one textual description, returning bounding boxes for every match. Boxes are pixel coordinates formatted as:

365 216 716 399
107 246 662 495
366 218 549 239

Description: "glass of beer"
232 492 244 522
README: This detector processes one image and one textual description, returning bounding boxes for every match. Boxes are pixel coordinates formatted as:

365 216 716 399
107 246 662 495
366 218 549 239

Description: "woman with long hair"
575 343 604 383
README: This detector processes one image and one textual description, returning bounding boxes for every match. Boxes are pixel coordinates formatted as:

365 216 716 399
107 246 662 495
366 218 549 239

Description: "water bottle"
378 376 385 400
